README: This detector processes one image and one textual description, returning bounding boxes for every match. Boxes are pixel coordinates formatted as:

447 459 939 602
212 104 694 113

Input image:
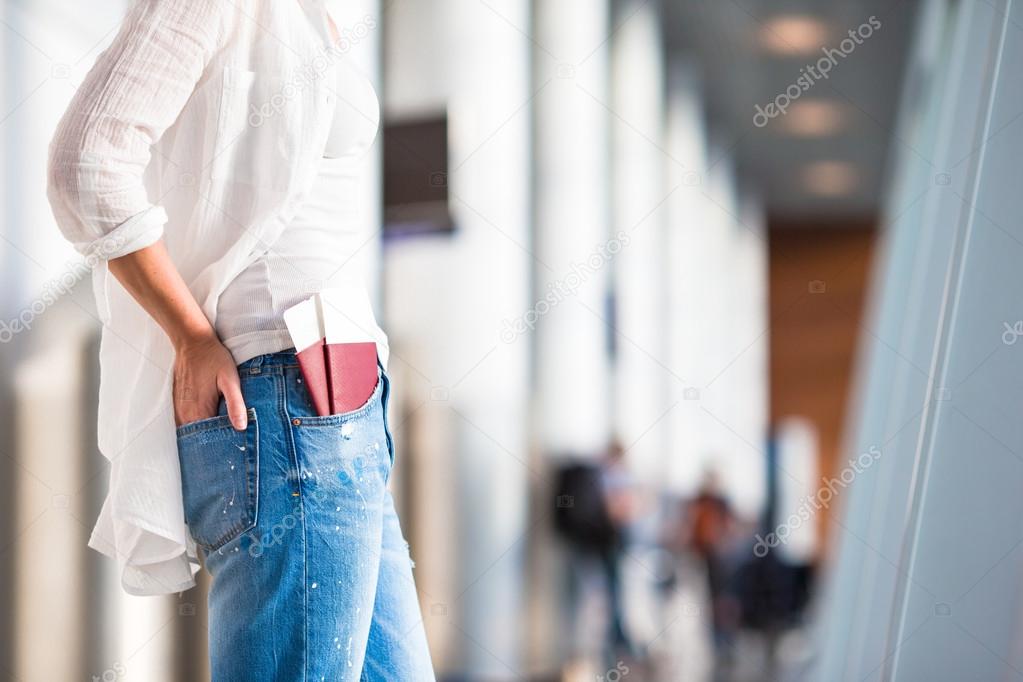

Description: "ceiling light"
759 16 831 55
778 100 848 136
801 161 858 197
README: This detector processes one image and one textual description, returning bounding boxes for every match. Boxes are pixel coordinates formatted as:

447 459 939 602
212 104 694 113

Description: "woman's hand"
173 331 247 429
107 241 247 431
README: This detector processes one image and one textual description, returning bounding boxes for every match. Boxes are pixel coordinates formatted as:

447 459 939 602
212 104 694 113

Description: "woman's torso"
215 59 383 364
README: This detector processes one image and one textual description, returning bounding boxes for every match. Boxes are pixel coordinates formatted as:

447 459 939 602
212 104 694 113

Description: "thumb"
219 372 248 430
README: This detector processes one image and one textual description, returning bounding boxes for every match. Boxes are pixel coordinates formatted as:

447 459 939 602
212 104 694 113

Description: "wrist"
170 323 218 353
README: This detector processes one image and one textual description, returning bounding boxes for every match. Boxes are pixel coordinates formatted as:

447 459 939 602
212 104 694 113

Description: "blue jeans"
176 349 435 681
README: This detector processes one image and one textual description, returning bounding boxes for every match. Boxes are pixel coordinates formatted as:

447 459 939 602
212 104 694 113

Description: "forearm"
107 240 215 350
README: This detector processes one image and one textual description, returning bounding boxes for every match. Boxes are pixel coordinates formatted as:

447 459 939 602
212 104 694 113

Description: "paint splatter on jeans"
176 349 435 681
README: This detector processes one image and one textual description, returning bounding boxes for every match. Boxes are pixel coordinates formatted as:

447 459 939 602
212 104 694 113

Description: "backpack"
552 462 619 552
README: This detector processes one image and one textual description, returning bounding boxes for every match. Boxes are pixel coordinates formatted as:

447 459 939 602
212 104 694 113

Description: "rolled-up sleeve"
46 0 228 261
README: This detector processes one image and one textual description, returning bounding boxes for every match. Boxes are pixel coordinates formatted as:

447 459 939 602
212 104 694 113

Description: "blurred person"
684 470 741 669
553 439 641 676
733 431 818 678
599 439 641 663
44 1 433 679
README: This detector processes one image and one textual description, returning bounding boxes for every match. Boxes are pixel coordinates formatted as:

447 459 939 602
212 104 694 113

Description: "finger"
219 373 247 430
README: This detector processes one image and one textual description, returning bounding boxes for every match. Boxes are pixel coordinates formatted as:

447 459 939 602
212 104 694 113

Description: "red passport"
296 340 379 416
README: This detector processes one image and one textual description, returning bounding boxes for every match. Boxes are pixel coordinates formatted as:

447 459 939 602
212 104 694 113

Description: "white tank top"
216 61 385 364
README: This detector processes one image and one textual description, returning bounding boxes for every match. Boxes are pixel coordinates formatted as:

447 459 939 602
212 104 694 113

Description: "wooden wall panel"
768 220 877 549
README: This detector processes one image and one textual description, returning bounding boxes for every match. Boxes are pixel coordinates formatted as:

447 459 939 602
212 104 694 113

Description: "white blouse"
45 0 375 595
216 60 387 365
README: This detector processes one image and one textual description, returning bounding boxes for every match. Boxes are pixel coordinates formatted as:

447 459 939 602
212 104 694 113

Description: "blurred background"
3 0 1023 679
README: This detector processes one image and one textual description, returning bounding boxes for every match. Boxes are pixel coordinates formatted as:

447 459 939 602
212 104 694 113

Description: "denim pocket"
176 408 259 551
292 367 383 428
291 372 392 489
